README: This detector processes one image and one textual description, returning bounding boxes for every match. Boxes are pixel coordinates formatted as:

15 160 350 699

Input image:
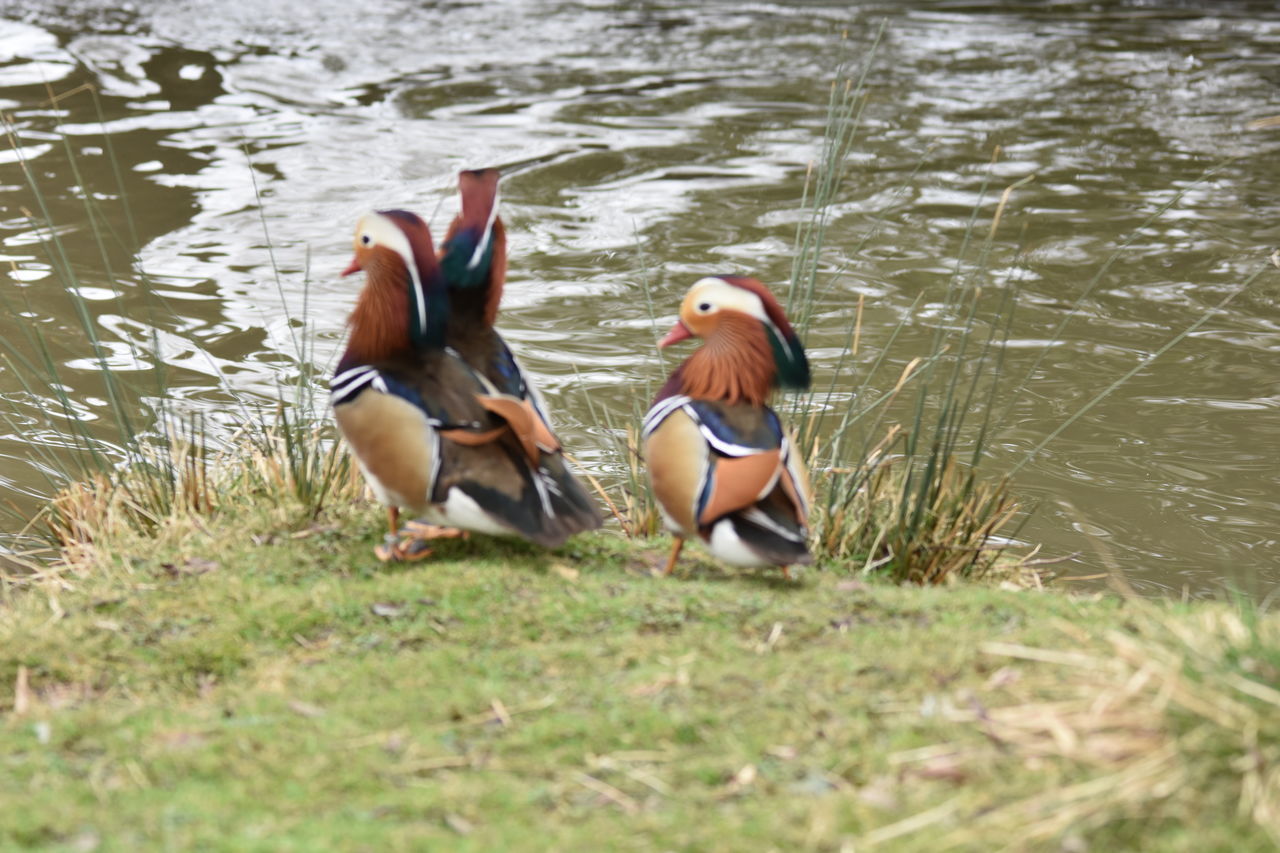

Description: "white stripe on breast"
642 394 690 438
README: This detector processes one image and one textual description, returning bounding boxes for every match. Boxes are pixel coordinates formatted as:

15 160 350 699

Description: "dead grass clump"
236 415 362 516
814 430 1021 584
41 434 214 547
574 376 664 540
17 417 363 584
616 425 663 539
917 603 1280 846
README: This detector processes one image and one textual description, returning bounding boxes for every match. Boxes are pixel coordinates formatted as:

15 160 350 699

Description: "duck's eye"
361 234 371 246
697 302 712 313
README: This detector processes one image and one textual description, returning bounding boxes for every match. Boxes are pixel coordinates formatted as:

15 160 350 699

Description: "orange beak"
658 320 692 348
341 256 361 277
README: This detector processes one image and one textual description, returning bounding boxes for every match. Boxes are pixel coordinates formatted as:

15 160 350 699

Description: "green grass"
3 489 1277 850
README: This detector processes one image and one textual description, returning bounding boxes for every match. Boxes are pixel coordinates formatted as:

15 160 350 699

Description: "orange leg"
391 521 467 561
376 505 428 562
781 565 792 581
662 537 685 576
376 509 468 563
388 538 438 561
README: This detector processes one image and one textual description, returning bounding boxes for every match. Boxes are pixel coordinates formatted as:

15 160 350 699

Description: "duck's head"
659 275 809 392
343 209 435 278
341 210 448 357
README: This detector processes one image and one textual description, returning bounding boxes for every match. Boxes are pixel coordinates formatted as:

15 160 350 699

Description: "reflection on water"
0 1 1278 596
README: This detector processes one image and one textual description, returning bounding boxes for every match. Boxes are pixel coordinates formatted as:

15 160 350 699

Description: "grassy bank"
3 483 1277 851
4 48 1277 853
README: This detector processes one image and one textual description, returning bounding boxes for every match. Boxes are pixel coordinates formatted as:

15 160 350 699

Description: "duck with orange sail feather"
331 197 598 561
643 276 812 577
437 168 600 537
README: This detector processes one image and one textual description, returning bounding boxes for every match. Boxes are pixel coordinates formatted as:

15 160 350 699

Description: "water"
0 1 1277 596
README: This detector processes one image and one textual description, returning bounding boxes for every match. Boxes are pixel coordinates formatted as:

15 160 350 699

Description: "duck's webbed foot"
374 522 469 562
373 534 434 562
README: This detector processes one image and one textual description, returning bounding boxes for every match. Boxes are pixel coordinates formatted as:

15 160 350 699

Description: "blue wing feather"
487 336 529 399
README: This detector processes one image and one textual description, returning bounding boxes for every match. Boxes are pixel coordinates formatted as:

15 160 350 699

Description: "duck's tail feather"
532 451 603 538
438 434 600 548
725 489 812 566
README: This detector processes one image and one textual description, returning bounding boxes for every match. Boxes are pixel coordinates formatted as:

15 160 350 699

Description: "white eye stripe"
355 211 428 334
357 213 415 268
687 276 767 321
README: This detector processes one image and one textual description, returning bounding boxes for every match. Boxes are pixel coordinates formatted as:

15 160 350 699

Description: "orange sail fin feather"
698 450 782 526
476 395 561 463
644 275 812 577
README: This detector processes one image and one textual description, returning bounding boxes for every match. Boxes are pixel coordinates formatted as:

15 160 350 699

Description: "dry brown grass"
11 419 364 588
876 602 1280 848
812 423 1023 584
617 425 663 539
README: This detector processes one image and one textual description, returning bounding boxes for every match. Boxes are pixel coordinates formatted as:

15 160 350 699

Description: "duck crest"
716 275 809 391
675 313 776 407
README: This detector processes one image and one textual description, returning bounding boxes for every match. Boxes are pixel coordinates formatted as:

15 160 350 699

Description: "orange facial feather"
346 248 413 363
676 312 776 406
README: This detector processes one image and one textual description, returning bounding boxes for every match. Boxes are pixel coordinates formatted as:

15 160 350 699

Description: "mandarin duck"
436 168 600 529
643 275 812 577
331 204 598 560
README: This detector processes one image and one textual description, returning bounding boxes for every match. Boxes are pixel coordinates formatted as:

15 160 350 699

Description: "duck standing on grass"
331 182 599 561
643 276 812 577
436 168 600 535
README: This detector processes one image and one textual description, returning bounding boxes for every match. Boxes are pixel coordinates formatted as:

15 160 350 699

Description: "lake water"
1 1 1278 597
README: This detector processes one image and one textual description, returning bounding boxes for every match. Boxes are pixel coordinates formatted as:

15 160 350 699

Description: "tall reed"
574 230 666 540
771 28 1263 584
